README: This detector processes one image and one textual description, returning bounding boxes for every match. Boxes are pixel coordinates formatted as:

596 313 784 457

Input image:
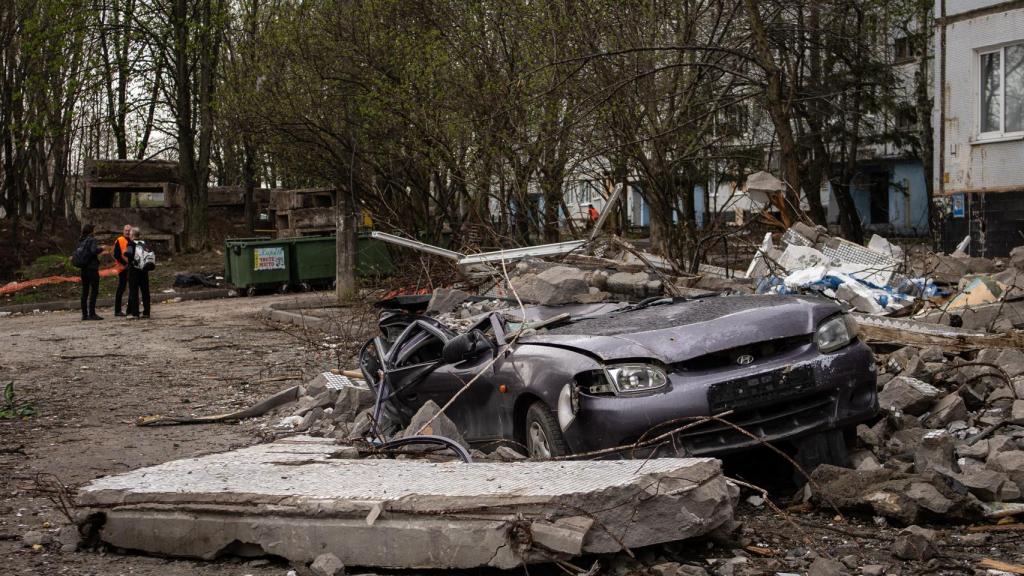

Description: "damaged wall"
935 2 1024 256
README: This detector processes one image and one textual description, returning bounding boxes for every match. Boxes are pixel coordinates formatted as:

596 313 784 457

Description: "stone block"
924 394 968 429
878 376 940 415
310 552 345 576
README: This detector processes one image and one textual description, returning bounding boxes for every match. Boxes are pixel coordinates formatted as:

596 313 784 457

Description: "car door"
417 315 509 443
378 320 452 432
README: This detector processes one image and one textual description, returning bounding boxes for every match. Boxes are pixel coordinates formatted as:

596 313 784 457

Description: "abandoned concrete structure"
82 159 185 251
272 188 335 238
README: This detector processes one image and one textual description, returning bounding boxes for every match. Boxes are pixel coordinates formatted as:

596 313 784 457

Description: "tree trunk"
744 0 800 225
242 138 257 234
335 187 358 302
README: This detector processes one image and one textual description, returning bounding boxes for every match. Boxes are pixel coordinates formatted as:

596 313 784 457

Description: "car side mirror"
442 330 492 364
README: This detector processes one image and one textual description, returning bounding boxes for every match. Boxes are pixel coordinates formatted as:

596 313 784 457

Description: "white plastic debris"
275 415 304 429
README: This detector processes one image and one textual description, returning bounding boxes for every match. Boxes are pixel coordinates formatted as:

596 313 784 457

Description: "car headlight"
605 364 668 395
815 315 858 353
557 383 579 431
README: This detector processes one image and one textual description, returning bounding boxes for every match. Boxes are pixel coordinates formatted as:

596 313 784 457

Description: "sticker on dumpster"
253 247 285 271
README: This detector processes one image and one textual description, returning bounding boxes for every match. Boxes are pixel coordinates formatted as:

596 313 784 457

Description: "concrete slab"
78 437 736 569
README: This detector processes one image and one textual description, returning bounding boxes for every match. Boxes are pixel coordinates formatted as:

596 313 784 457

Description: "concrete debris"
22 530 52 547
877 376 940 415
807 557 850 576
750 224 1024 329
76 437 737 569
56 524 81 553
394 400 470 452
310 552 345 576
891 526 938 561
808 465 985 524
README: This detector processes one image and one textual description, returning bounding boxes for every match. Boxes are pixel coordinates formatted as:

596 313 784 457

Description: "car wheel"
525 402 569 458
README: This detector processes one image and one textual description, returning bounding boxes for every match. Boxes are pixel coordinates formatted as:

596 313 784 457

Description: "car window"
379 318 412 354
395 328 445 368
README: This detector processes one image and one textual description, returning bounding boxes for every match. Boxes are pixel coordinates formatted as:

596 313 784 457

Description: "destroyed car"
359 294 878 462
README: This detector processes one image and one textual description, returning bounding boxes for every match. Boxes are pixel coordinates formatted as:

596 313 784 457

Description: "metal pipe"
369 231 463 260
457 240 586 266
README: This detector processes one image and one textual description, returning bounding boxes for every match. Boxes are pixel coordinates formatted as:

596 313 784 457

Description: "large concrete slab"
78 437 736 569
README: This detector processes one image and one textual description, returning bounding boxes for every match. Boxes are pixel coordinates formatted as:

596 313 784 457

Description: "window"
979 44 1024 138
894 36 914 63
895 104 917 132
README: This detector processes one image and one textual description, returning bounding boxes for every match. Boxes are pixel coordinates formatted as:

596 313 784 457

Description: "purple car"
360 294 877 465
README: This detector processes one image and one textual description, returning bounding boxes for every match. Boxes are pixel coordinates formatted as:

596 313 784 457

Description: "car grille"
707 365 816 412
678 390 836 455
675 334 811 372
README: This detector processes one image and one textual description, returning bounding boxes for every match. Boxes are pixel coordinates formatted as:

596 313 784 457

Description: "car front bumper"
561 339 877 456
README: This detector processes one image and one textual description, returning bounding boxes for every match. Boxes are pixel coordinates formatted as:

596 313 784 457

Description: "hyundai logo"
735 354 755 365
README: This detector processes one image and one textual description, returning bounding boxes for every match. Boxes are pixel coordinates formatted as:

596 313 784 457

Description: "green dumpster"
288 234 395 287
224 237 292 294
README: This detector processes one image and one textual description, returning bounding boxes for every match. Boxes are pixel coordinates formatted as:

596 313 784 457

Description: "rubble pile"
750 224 1024 331
803 343 1024 524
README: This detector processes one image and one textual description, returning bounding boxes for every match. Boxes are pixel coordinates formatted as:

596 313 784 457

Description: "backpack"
71 238 91 268
132 241 157 271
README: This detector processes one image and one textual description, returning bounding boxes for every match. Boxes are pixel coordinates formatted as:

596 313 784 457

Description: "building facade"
935 0 1024 256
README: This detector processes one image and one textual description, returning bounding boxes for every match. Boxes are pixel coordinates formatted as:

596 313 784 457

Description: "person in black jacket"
125 227 151 319
78 224 106 321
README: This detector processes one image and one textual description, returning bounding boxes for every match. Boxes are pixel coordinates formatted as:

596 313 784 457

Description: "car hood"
519 294 840 363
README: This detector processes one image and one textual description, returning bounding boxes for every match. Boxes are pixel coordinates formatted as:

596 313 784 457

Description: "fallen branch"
136 385 300 426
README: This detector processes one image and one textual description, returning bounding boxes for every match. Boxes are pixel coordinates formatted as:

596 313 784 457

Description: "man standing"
125 227 151 319
112 223 131 316
77 224 106 321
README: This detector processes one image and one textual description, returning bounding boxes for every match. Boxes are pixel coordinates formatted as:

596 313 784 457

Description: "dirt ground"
1 294 1021 576
0 293 329 575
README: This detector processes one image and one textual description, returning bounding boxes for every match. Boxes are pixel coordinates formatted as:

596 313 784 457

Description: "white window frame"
977 43 1024 141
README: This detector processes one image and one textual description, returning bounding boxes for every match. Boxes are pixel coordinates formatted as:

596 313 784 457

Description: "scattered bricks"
988 387 1017 409
310 552 345 576
888 428 929 459
807 557 849 576
1012 400 1024 425
56 525 80 553
606 271 652 296
988 451 1024 493
885 347 920 374
919 347 946 363
291 395 319 417
574 290 611 304
346 409 373 441
891 526 937 561
850 450 882 471
878 376 940 415
397 400 470 451
490 446 526 461
914 431 957 475
22 530 52 547
426 288 470 315
956 439 990 460
511 267 591 305
987 436 1017 461
298 407 324 432
903 355 940 383
1013 376 1024 400
924 394 968 429
994 348 1024 378
956 465 1015 502
333 386 375 423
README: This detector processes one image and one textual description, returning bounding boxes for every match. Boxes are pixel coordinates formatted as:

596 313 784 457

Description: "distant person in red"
587 203 599 231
